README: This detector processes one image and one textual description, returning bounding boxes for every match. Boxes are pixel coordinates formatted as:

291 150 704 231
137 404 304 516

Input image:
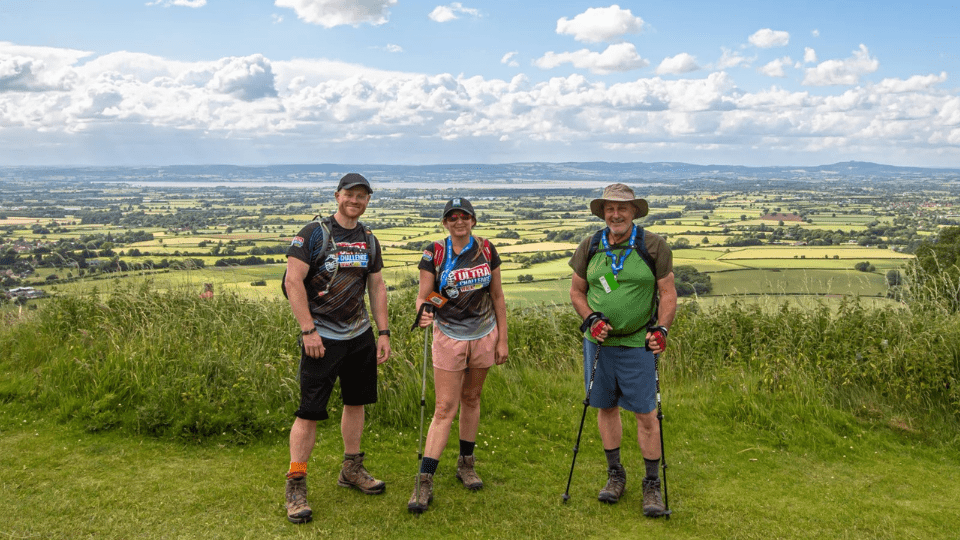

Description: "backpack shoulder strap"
360 222 376 269
635 227 660 328
634 227 656 278
432 240 445 275
587 229 605 260
473 236 492 263
308 216 334 266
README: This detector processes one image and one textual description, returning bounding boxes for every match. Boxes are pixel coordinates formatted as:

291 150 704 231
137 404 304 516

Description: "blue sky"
1 0 959 167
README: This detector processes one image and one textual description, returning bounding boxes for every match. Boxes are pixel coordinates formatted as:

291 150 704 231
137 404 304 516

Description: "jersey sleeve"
645 232 673 280
567 235 593 279
417 242 439 275
488 242 502 271
368 232 384 274
286 222 319 265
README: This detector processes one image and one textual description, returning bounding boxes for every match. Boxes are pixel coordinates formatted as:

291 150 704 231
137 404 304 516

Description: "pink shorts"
432 327 499 372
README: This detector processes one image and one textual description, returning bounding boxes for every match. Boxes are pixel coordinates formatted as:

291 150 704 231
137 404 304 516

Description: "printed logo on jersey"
336 241 369 268
447 263 492 293
291 236 305 248
422 250 434 262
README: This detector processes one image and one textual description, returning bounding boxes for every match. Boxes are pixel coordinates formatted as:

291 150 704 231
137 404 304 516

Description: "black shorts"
295 328 378 421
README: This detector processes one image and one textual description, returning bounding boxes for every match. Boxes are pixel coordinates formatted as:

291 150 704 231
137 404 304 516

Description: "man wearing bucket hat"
568 183 677 517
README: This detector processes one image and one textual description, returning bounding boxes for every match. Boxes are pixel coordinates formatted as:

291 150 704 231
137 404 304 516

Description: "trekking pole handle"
411 302 433 331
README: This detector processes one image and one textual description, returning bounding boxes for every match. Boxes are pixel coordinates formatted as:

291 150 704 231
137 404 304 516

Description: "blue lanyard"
601 224 637 278
439 235 474 291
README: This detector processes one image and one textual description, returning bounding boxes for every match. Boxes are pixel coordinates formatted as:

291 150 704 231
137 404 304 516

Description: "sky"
1 0 959 167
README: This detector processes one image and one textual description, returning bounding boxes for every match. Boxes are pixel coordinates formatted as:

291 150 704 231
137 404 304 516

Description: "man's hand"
580 312 611 343
303 332 325 359
376 335 391 365
645 326 668 354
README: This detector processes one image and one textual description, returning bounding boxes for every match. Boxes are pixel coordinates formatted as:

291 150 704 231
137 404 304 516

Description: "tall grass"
670 298 960 442
2 281 959 444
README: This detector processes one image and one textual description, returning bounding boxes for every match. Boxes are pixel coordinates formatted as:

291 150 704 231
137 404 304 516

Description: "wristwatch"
301 327 317 336
378 329 391 337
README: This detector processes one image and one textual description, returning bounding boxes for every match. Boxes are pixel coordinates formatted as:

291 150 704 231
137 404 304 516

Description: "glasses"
446 214 471 223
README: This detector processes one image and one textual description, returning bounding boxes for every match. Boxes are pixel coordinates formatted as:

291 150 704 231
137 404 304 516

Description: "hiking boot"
642 477 668 517
285 476 312 524
337 452 386 494
456 455 483 490
407 473 434 514
598 463 626 503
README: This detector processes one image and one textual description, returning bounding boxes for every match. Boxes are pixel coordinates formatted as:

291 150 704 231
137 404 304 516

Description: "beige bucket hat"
589 183 649 219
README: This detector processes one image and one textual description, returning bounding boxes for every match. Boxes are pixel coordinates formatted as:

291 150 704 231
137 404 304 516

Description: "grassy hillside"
2 284 960 538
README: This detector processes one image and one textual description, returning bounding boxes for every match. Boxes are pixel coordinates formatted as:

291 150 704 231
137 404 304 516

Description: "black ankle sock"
459 439 476 457
420 457 439 475
604 447 621 469
644 458 660 479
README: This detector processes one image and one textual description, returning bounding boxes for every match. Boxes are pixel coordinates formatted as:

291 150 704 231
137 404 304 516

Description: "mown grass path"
3 374 958 540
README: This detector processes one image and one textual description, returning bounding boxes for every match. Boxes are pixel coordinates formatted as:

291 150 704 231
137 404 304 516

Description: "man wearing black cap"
282 173 392 524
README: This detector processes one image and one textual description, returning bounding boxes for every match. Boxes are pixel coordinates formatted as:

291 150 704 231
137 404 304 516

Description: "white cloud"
272 14 284 24
715 47 752 69
758 56 793 78
802 44 879 86
274 0 396 28
556 5 645 43
748 28 790 48
3 42 960 166
656 53 700 75
534 43 649 74
206 55 278 101
804 47 817 64
812 29 820 37
874 72 947 93
428 3 479 23
0 42 90 91
501 51 519 68
384 44 403 53
146 0 207 7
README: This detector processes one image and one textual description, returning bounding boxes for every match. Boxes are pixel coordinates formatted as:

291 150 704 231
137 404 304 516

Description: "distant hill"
3 161 960 193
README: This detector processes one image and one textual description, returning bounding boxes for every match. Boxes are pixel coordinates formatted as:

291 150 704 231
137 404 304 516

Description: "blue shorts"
583 339 657 414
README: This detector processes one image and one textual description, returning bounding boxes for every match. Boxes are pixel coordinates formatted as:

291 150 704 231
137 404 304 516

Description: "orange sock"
287 462 308 479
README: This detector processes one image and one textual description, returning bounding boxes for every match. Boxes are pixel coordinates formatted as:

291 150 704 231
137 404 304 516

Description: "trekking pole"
411 292 446 504
654 353 672 519
562 341 602 503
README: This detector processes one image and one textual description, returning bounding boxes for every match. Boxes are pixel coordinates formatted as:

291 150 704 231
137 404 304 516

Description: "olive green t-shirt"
568 228 672 348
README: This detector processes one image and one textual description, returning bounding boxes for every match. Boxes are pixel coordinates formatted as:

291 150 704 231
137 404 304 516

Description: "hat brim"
590 198 649 219
443 208 476 219
339 182 372 193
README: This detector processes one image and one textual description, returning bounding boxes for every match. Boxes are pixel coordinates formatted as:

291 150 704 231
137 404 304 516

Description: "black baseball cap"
336 173 372 193
442 197 476 220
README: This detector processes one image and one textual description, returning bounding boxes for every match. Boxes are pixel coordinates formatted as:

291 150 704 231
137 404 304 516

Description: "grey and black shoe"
642 477 668 517
285 476 312 524
407 473 434 514
456 455 483 490
598 463 626 503
338 452 386 494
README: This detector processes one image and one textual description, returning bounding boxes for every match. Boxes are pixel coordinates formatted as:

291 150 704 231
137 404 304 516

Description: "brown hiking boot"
456 455 483 490
285 476 312 524
642 477 668 517
407 473 434 513
337 452 386 494
598 463 626 503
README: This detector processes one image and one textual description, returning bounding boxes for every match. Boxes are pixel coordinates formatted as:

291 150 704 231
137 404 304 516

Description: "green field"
5 184 934 315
